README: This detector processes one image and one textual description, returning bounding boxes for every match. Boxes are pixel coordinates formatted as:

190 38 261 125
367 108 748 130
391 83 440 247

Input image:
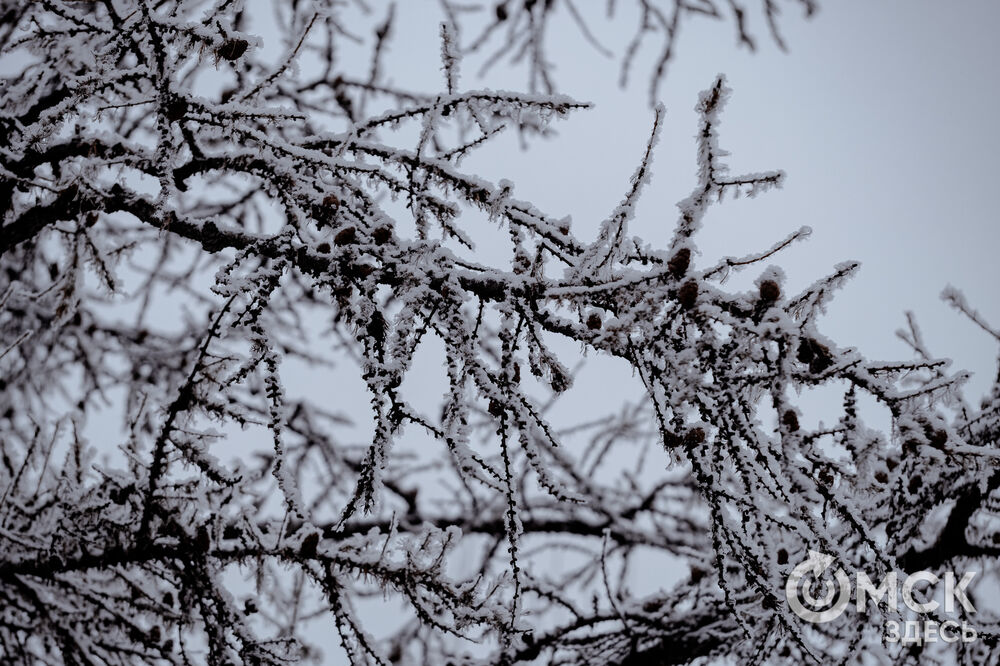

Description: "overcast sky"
352 0 1000 398
281 2 1000 659
7 1 997 661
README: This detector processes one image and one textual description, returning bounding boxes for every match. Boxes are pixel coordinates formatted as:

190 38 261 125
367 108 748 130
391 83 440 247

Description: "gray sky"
288 2 1000 660
8 1 997 661
443 0 1000 399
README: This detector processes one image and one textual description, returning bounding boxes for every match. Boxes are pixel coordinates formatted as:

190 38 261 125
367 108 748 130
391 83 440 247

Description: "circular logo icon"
785 550 851 623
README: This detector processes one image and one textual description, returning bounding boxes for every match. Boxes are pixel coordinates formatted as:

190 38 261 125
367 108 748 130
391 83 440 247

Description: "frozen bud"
495 3 509 21
217 38 248 61
777 548 789 565
874 470 888 484
316 242 331 254
164 98 187 122
334 226 356 246
668 247 691 279
366 311 386 343
781 410 799 432
244 599 258 615
323 194 340 208
348 262 375 279
200 220 225 253
678 280 699 309
684 427 705 445
299 532 320 558
488 399 504 417
797 338 832 373
759 279 780 302
586 313 602 330
195 526 210 552
373 226 392 245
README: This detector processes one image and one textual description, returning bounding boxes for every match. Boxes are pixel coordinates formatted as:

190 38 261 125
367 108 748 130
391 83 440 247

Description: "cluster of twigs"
1 1 998 665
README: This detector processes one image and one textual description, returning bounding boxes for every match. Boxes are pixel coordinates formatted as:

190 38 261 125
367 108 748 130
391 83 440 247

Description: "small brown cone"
668 248 691 279
759 279 780 303
300 532 320 558
678 280 698 309
334 226 356 246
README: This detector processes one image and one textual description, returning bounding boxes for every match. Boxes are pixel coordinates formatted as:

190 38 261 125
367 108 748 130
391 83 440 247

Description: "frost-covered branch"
2 2 999 665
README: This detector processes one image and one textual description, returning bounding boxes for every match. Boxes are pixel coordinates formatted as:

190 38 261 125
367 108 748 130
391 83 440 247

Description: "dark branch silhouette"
1 2 997 665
